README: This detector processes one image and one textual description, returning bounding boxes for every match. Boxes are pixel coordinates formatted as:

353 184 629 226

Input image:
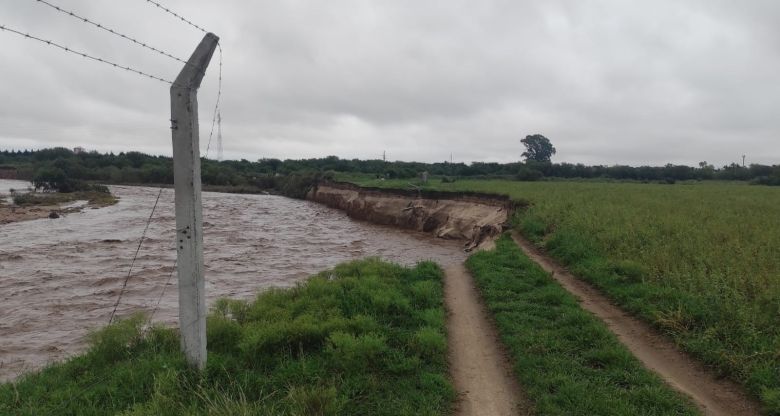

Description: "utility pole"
170 32 219 370
383 150 386 162
742 154 746 167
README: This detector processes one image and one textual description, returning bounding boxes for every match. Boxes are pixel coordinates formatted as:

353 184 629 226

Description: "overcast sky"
1 1 779 166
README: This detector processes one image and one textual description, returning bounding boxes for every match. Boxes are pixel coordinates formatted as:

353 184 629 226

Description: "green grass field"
0 259 454 416
343 175 780 414
467 235 698 415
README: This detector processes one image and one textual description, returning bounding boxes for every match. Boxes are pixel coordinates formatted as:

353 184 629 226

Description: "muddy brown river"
0 182 467 381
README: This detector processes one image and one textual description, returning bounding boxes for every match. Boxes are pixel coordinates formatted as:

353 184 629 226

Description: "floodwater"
0 182 467 381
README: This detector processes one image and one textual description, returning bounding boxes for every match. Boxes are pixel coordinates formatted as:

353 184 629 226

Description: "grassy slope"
343 175 780 414
0 259 454 416
467 235 698 415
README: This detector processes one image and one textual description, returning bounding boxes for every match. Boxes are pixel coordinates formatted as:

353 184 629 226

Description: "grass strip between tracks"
466 235 699 415
0 259 454 416
344 176 780 414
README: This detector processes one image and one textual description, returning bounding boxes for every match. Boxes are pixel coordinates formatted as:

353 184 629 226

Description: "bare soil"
444 263 531 416
511 232 762 416
308 182 513 250
0 190 117 225
0 204 61 224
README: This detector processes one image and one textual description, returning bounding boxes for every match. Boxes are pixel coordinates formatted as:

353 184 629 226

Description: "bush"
33 166 70 191
515 167 543 181
752 176 780 186
32 166 110 193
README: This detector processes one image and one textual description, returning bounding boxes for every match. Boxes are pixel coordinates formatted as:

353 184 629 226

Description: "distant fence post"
170 32 219 370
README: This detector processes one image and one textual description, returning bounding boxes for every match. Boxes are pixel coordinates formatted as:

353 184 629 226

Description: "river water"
0 181 467 381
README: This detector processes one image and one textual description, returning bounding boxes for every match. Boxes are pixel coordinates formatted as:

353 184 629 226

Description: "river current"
0 181 466 381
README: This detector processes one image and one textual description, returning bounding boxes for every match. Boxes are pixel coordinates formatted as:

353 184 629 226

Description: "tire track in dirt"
444 263 531 416
511 231 761 416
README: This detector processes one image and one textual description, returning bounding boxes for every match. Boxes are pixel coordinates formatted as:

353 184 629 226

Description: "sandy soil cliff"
307 182 515 250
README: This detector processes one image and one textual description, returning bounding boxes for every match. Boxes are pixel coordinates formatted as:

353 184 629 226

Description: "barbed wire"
33 0 196 68
108 187 163 325
205 43 223 159
147 258 177 325
0 24 189 88
143 0 207 33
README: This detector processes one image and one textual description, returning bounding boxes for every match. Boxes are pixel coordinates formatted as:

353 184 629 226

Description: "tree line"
0 148 778 191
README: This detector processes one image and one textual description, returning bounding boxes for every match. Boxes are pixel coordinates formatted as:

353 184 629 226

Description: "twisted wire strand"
33 0 197 68
108 187 163 324
147 258 177 325
205 43 223 159
0 24 190 88
143 0 208 33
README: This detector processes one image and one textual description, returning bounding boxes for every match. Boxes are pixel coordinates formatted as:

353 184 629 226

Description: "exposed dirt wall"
0 168 17 179
307 182 517 250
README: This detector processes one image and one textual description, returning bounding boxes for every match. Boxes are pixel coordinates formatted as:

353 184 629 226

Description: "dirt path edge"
510 231 762 416
444 263 531 416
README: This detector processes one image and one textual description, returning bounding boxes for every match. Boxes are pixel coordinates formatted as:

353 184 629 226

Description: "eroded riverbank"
307 181 516 250
0 185 467 381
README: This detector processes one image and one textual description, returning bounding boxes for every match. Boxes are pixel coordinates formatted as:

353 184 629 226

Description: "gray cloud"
1 0 778 166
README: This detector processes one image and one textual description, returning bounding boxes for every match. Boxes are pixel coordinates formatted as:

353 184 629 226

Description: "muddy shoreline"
0 200 115 225
0 180 117 225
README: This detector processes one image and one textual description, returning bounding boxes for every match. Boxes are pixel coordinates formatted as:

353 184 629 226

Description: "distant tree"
521 134 556 162
32 166 66 191
32 166 81 192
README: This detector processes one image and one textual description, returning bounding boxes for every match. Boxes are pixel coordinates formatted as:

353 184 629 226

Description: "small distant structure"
73 146 86 154
420 171 429 183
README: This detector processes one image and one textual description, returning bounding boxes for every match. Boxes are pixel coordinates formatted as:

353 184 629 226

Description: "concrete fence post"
170 32 219 370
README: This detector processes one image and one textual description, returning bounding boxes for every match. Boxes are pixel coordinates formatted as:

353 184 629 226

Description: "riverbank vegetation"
467 235 698 415
2 148 779 193
11 188 116 207
1 182 117 225
0 259 454 416
347 177 780 414
4 161 118 210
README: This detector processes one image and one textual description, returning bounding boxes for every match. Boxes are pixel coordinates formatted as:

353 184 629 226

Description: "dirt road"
511 232 761 416
444 263 530 416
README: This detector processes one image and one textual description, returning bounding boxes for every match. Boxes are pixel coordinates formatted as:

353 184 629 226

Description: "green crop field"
343 175 780 413
467 235 698 415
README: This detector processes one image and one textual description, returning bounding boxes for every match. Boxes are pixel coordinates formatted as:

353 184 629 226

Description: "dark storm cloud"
1 0 778 166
